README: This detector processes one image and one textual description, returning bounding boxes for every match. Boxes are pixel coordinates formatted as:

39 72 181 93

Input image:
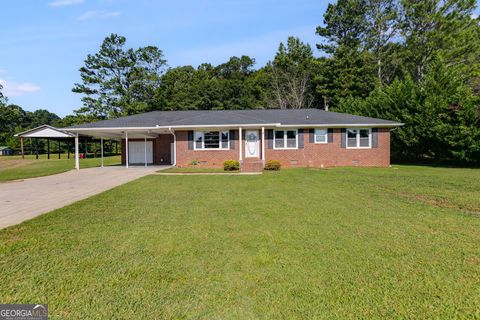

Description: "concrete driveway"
0 166 167 229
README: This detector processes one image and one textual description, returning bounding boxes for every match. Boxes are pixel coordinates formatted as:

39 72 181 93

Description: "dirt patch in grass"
0 226 26 244
0 159 33 169
465 256 480 265
383 187 480 215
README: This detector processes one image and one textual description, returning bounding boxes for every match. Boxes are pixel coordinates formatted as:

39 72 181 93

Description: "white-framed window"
314 129 328 143
194 130 229 150
346 128 371 148
274 130 298 149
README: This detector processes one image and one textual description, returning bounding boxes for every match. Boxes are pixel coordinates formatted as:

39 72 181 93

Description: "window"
346 129 371 148
314 129 327 143
194 131 229 150
274 130 297 149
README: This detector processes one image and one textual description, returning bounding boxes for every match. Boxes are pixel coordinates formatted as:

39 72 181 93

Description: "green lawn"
0 165 479 318
0 155 121 182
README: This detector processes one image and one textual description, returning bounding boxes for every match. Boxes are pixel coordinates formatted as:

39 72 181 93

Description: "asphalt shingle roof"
66 108 402 129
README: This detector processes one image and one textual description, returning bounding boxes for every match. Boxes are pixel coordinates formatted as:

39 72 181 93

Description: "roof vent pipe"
323 96 329 111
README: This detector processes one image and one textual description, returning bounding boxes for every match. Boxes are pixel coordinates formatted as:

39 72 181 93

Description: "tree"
363 0 399 83
267 37 317 109
337 58 480 163
157 66 200 110
315 0 377 107
155 56 264 111
208 56 259 109
0 84 6 107
27 109 60 128
315 46 376 108
316 0 368 54
73 34 167 119
399 0 480 81
0 104 26 147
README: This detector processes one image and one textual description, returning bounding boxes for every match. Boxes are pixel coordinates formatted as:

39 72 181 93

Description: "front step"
241 159 264 172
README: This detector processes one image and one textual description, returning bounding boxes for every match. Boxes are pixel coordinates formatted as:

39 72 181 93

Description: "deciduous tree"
73 34 167 119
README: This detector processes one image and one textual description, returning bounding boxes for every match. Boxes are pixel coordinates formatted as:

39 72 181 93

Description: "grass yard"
0 155 121 182
0 165 479 318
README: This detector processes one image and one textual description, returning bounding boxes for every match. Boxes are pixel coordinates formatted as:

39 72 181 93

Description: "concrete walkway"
0 166 167 229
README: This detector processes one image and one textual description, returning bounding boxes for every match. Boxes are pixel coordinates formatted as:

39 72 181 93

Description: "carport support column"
239 127 243 161
261 127 265 161
20 137 24 159
100 137 104 168
125 132 129 168
144 136 147 167
75 133 79 170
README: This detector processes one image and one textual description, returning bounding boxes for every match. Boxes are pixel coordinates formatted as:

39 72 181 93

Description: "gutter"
168 127 176 166
65 122 404 132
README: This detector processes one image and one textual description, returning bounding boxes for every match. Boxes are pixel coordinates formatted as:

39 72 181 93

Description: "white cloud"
48 0 84 7
103 11 121 18
471 14 479 19
77 10 97 20
0 79 40 97
77 10 121 21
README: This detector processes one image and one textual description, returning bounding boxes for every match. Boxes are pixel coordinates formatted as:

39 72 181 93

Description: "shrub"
190 159 199 166
264 160 281 171
224 160 240 171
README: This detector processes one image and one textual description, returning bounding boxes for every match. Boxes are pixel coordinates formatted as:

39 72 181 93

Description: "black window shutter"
372 128 378 148
327 128 333 143
229 130 236 149
309 129 314 143
267 129 273 149
298 129 304 148
188 131 194 150
340 128 346 148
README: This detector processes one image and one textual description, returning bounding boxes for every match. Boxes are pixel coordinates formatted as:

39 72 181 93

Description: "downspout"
168 127 177 166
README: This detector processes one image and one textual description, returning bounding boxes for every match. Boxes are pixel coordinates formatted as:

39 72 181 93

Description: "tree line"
1 0 479 163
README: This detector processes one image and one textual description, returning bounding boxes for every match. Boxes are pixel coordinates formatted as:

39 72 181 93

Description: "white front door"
245 130 259 158
128 141 153 164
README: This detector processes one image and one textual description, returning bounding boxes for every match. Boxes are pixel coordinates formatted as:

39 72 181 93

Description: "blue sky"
0 0 329 116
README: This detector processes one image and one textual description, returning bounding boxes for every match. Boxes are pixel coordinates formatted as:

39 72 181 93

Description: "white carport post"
125 132 129 169
100 137 104 168
144 135 147 167
261 127 265 161
75 133 80 170
239 127 243 161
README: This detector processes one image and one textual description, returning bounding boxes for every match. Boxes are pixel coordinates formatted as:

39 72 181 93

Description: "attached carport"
65 127 176 170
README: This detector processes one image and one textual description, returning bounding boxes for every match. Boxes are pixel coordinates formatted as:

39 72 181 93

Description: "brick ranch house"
61 109 402 171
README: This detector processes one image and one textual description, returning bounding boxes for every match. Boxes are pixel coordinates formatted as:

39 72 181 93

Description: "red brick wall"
121 134 174 165
264 128 390 168
120 129 390 168
173 128 390 168
175 130 239 168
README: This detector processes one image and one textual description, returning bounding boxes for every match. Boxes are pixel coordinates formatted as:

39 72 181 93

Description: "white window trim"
273 129 298 150
314 129 328 144
193 130 230 151
346 128 372 149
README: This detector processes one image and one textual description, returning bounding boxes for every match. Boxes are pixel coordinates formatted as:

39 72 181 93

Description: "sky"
0 0 329 117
